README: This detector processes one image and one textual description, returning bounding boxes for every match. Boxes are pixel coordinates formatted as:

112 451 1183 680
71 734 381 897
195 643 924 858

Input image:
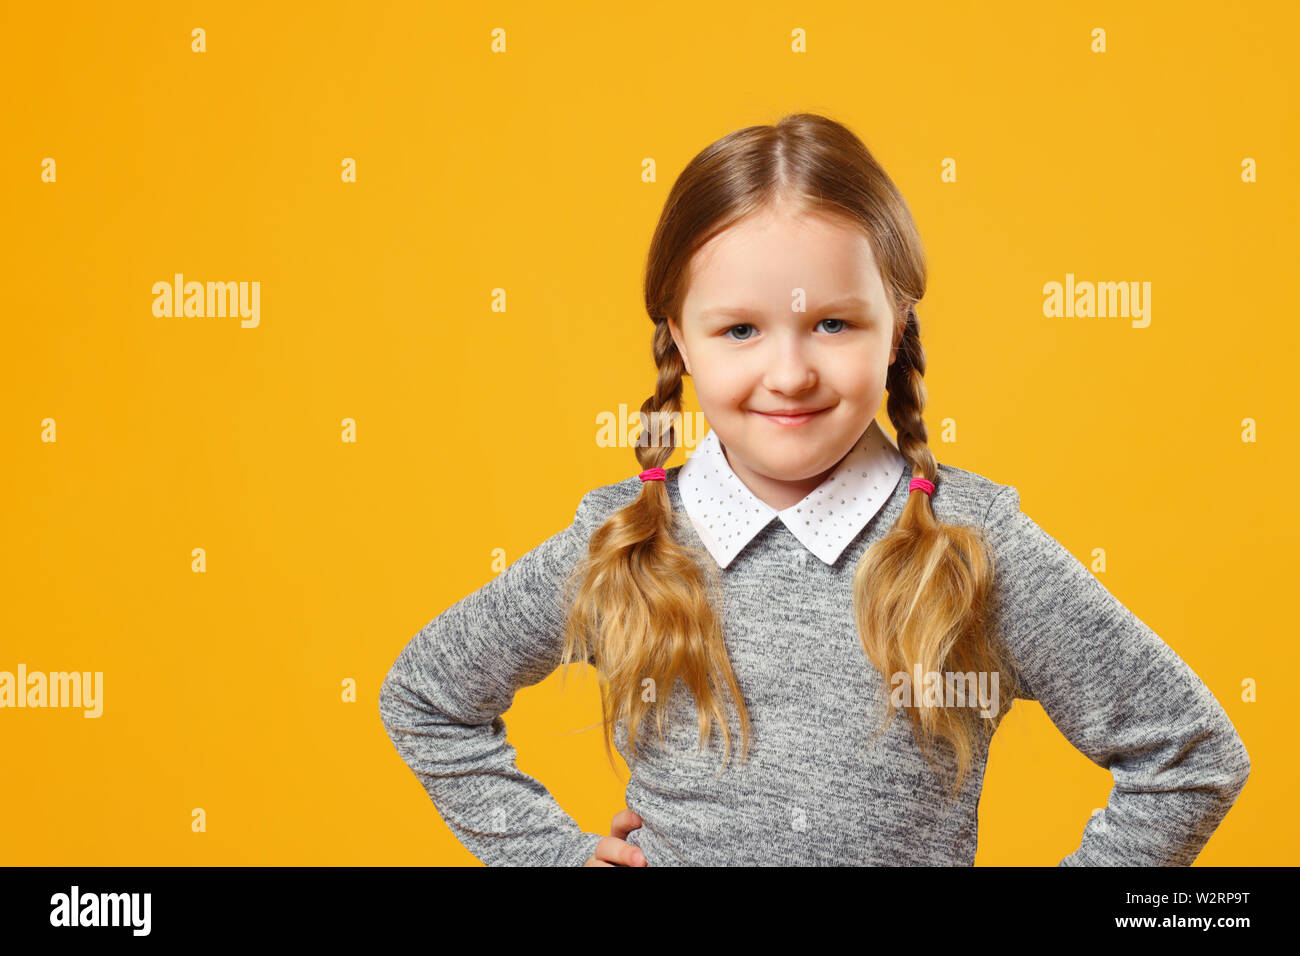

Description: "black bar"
0 865 1282 941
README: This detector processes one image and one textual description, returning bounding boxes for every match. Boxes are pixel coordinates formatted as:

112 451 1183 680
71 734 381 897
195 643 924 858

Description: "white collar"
678 419 906 569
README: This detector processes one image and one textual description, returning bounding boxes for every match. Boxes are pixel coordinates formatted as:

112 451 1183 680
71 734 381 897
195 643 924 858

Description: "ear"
668 317 692 376
888 315 905 366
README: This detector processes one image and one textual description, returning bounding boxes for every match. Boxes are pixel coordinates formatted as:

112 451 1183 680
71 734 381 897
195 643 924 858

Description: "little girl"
379 113 1251 866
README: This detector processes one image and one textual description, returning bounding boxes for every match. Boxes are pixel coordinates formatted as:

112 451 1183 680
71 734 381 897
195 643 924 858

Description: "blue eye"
722 318 852 341
723 324 756 341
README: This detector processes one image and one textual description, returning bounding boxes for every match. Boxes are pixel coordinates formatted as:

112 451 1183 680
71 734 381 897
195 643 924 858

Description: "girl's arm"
378 488 613 866
983 485 1251 866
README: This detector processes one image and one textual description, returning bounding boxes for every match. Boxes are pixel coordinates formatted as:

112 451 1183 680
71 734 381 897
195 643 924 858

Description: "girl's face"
668 202 904 512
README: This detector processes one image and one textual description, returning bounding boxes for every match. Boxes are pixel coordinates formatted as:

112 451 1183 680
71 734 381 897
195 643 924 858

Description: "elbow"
1194 701 1251 800
1170 718 1252 804
377 667 410 737
1227 735 1251 795
1217 707 1251 794
1202 726 1251 802
377 657 453 738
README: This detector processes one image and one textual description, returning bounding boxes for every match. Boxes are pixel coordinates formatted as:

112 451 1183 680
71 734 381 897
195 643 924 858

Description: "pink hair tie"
909 477 935 496
639 467 667 482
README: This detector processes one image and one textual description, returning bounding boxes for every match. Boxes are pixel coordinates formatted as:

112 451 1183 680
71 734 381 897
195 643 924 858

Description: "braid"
886 304 938 484
560 314 751 770
860 301 1025 800
636 320 687 469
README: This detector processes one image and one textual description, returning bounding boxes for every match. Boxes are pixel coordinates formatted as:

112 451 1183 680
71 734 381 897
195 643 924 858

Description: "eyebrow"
698 296 872 320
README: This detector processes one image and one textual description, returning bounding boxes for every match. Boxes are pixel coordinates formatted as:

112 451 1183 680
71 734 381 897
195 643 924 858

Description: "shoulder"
929 461 1015 530
570 465 683 530
576 473 644 513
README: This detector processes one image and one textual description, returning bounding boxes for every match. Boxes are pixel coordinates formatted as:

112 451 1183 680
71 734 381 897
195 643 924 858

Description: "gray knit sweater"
378 460 1251 865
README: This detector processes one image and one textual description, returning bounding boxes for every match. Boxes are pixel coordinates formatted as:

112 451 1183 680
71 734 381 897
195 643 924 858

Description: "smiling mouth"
751 407 830 426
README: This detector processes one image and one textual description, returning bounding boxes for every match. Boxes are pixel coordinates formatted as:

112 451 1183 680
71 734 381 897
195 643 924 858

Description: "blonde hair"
558 113 1024 799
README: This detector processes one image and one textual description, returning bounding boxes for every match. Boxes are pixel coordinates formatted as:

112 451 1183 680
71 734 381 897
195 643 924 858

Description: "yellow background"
2 0 1293 864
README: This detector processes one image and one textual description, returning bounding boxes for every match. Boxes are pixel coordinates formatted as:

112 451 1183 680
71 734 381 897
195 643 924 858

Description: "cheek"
691 357 750 405
825 351 889 398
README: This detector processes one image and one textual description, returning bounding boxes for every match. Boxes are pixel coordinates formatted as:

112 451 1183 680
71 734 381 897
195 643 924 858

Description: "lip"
751 406 831 427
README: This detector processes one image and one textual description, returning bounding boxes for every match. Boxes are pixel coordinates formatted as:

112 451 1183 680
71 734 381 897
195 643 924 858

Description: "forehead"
684 207 886 314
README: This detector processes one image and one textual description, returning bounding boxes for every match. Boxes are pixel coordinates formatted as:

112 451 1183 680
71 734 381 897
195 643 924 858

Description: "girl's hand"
582 808 648 866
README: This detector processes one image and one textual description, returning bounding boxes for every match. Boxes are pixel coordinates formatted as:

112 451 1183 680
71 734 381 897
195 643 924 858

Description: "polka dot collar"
678 419 906 569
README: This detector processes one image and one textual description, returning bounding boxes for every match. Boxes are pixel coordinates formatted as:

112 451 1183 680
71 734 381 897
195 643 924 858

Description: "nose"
761 333 818 394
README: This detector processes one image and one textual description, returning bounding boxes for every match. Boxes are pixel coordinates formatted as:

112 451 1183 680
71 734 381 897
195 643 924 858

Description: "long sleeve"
983 485 1251 866
378 488 611 866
